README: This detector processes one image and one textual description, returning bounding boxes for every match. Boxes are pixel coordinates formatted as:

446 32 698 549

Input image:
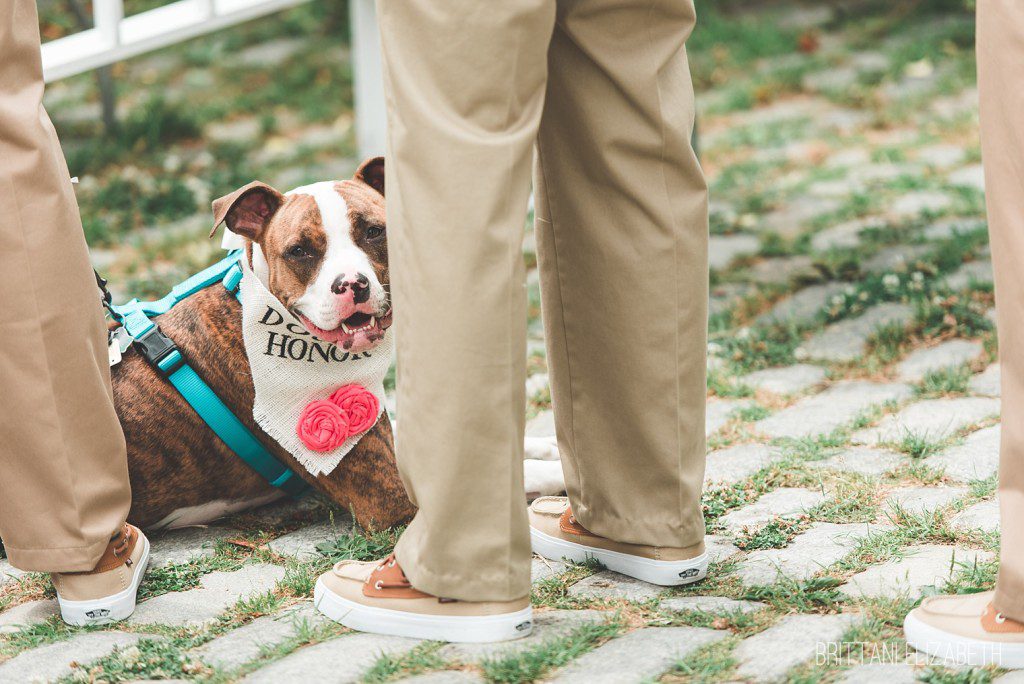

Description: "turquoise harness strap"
118 251 245 320
163 360 306 495
111 252 308 498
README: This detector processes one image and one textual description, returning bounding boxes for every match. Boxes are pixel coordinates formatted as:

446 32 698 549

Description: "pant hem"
395 539 531 603
572 502 705 549
4 536 113 574
993 584 1024 624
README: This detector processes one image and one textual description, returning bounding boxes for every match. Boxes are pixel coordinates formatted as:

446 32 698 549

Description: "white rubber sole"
904 611 1024 669
531 527 708 586
57 536 150 627
313 578 533 643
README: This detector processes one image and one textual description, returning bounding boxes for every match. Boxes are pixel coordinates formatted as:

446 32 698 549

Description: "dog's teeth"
369 316 376 327
341 322 352 334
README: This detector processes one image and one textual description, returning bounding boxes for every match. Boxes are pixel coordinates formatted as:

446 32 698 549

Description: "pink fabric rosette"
330 384 380 437
296 384 380 453
296 400 351 452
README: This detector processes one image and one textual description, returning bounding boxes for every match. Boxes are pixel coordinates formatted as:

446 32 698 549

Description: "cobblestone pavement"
1 2 1008 682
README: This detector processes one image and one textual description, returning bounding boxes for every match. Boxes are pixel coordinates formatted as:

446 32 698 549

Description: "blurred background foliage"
38 0 979 300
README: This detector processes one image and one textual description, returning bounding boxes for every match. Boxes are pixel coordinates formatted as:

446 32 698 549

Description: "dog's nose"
331 273 371 304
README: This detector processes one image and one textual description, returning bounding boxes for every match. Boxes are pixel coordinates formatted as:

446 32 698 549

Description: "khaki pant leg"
0 0 130 572
978 0 1024 621
376 0 556 601
533 0 708 547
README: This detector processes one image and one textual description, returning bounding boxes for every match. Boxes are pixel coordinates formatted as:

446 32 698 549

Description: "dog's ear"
354 156 385 197
210 181 284 240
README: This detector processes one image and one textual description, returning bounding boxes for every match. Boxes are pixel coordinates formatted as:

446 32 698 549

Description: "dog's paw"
523 459 565 501
524 435 560 461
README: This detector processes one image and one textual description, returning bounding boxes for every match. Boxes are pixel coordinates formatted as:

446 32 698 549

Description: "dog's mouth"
298 308 393 351
340 311 375 333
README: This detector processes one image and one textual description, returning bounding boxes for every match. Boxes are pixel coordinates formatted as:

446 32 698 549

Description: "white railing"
41 0 387 157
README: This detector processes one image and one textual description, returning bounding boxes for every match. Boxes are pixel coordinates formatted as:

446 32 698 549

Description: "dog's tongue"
313 327 348 344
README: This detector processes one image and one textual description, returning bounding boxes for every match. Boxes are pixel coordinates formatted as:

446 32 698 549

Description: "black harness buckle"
134 326 183 375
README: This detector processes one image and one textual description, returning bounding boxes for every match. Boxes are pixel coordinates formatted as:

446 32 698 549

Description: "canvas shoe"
528 496 707 586
904 591 1024 668
50 523 150 626
314 554 532 643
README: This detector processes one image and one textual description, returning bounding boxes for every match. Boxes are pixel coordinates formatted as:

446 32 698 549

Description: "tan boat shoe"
50 523 150 626
314 553 532 643
528 496 707 586
904 591 1024 668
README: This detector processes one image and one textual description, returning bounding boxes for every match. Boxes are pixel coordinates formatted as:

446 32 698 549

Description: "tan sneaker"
529 496 707 586
904 591 1024 668
50 524 150 626
314 554 532 643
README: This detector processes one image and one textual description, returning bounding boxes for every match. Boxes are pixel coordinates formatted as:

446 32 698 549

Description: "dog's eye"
287 245 309 258
366 226 385 240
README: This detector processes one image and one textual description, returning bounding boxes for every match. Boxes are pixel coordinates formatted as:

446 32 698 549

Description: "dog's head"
212 157 390 354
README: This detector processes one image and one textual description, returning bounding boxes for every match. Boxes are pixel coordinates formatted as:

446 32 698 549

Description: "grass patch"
61 637 213 683
969 475 997 500
530 559 603 610
703 483 758 527
479 617 623 683
811 479 879 523
841 595 918 651
919 667 994 683
137 545 249 600
662 636 740 682
743 576 845 613
228 615 347 678
0 573 52 614
867 322 911 364
886 507 956 544
655 605 768 634
277 561 319 599
316 526 404 564
894 431 946 459
849 403 891 432
362 642 447 683
0 618 89 659
940 555 1000 595
917 364 972 397
735 518 807 551
731 404 772 423
779 436 843 462
831 510 958 580
916 294 994 340
708 368 754 399
713 323 805 374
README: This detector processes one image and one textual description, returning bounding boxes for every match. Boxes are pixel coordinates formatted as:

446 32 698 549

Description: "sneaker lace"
370 553 412 590
111 525 134 567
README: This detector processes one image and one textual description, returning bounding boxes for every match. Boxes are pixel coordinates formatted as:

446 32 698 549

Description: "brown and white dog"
113 157 415 531
114 157 563 533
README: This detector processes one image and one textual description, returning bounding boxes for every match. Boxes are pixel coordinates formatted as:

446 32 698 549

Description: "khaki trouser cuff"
395 538 531 604
4 536 112 574
993 585 1024 625
572 503 705 550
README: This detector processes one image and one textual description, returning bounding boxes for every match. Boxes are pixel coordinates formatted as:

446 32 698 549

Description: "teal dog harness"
101 251 308 497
